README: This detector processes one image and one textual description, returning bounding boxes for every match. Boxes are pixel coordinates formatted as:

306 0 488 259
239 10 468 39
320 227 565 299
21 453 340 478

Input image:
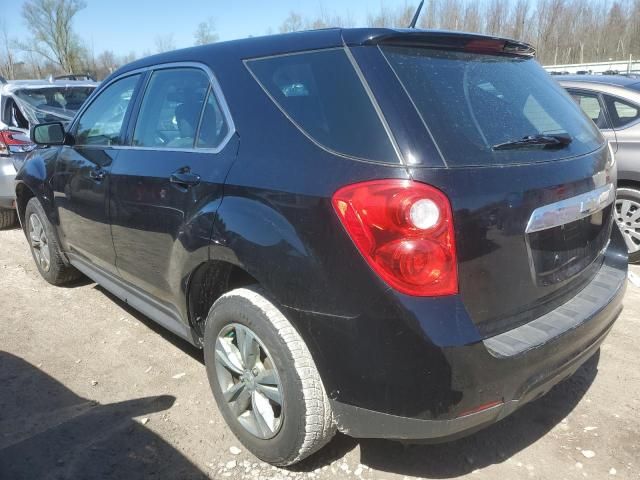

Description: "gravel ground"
1 225 639 480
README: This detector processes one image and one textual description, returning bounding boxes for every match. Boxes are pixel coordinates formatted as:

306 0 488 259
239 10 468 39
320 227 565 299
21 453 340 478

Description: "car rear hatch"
358 31 617 337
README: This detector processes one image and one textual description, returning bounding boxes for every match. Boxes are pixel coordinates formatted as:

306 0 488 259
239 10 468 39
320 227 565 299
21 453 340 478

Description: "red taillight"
0 130 34 155
332 179 458 296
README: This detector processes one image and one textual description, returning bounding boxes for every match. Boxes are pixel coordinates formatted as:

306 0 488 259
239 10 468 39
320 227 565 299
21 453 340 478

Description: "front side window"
133 68 210 149
382 47 603 166
568 90 610 129
246 49 398 163
75 75 139 146
603 95 640 128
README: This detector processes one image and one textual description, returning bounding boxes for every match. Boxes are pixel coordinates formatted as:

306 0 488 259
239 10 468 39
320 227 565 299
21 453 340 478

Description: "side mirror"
31 122 66 145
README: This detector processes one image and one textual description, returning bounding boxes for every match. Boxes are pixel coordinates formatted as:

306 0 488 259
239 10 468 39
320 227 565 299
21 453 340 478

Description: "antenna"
409 0 425 29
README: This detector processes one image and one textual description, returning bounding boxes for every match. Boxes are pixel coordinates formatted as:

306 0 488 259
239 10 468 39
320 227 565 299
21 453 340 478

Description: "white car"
0 75 97 228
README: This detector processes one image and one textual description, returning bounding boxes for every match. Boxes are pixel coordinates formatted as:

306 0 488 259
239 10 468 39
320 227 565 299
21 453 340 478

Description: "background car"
0 75 97 228
559 75 640 262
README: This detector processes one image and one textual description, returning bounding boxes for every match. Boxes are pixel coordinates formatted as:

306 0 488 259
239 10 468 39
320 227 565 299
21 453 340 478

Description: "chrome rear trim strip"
526 184 615 234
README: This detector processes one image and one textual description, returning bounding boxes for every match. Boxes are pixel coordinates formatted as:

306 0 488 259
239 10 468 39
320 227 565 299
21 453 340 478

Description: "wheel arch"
617 179 640 191
186 259 259 344
14 181 35 228
14 149 59 227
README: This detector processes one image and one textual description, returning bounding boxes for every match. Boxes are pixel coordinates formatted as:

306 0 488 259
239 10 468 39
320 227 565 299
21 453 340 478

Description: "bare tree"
368 3 414 28
0 22 16 80
154 34 176 53
279 11 304 33
194 17 219 46
485 0 511 35
19 0 86 73
462 1 482 32
96 50 116 77
509 0 530 40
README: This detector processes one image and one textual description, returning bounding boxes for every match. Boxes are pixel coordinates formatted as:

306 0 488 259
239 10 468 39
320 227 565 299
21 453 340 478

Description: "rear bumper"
329 230 627 440
332 311 615 439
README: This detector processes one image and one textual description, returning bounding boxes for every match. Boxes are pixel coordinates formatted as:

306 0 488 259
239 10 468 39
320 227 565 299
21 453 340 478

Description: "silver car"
0 75 97 228
559 75 640 262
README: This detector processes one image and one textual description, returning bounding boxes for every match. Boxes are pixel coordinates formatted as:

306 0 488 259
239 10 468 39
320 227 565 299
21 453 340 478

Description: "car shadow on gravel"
0 352 208 480
294 350 600 478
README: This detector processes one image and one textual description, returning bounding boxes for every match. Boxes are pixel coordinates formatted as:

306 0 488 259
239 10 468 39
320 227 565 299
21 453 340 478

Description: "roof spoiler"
343 29 536 57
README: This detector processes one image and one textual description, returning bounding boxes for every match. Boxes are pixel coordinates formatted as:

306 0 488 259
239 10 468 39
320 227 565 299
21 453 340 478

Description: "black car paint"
15 28 626 436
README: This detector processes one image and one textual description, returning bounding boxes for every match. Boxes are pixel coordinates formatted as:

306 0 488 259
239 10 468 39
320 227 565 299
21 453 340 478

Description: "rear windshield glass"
381 47 603 166
14 87 94 123
246 49 398 163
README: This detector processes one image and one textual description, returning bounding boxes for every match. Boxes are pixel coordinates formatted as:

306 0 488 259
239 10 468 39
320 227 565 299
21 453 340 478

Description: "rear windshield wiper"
492 134 572 151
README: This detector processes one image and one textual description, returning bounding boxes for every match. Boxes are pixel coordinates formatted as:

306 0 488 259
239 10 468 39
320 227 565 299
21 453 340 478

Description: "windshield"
381 46 603 166
13 86 95 124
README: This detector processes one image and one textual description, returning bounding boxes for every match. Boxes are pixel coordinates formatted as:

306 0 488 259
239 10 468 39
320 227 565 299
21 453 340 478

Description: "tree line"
0 0 218 81
2 0 639 82
278 0 640 66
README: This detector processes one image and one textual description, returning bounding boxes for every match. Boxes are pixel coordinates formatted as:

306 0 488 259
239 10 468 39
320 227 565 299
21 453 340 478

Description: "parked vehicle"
0 76 97 228
15 29 627 465
559 75 640 262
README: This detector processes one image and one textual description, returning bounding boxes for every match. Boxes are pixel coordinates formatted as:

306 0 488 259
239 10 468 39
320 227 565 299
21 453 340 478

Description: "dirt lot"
0 225 639 480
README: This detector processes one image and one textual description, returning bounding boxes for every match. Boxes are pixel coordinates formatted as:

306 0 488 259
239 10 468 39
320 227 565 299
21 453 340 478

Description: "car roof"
112 27 534 79
557 75 640 90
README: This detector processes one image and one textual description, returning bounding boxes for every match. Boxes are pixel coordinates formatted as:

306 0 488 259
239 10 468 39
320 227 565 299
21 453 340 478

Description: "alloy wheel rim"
214 323 284 439
616 199 640 254
29 214 51 272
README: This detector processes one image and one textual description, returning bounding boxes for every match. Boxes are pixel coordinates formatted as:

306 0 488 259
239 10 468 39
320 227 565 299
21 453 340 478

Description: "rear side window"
568 91 610 129
602 95 640 128
382 47 603 166
246 49 398 163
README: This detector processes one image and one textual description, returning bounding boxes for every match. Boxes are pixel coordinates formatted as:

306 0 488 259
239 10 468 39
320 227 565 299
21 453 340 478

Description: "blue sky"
5 0 412 57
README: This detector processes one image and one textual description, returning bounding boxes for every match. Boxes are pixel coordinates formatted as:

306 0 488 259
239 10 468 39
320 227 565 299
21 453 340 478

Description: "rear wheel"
24 197 82 285
204 287 335 466
0 208 16 229
615 187 640 264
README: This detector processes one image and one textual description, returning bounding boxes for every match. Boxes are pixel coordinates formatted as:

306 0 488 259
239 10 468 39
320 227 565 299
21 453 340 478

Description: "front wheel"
24 197 82 285
204 287 335 466
615 187 640 264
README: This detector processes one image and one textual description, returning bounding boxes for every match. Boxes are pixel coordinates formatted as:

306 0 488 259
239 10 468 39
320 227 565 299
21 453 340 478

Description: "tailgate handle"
526 184 615 233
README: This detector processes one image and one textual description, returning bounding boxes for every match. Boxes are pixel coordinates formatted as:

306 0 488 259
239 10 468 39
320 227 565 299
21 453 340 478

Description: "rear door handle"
170 168 201 188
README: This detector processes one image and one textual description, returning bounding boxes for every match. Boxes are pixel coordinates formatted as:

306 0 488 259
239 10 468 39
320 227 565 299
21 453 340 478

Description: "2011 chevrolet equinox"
15 28 627 465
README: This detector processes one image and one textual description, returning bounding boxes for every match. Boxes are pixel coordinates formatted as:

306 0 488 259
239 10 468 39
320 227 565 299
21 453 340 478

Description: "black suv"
16 29 627 466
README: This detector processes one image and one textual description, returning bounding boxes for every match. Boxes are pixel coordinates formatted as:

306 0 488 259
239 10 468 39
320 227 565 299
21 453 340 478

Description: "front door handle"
89 168 105 181
170 168 200 188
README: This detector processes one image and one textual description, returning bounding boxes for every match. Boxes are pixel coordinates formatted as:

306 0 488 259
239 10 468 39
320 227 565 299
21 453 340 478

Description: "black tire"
24 197 82 285
0 208 16 229
616 187 640 264
204 286 335 466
